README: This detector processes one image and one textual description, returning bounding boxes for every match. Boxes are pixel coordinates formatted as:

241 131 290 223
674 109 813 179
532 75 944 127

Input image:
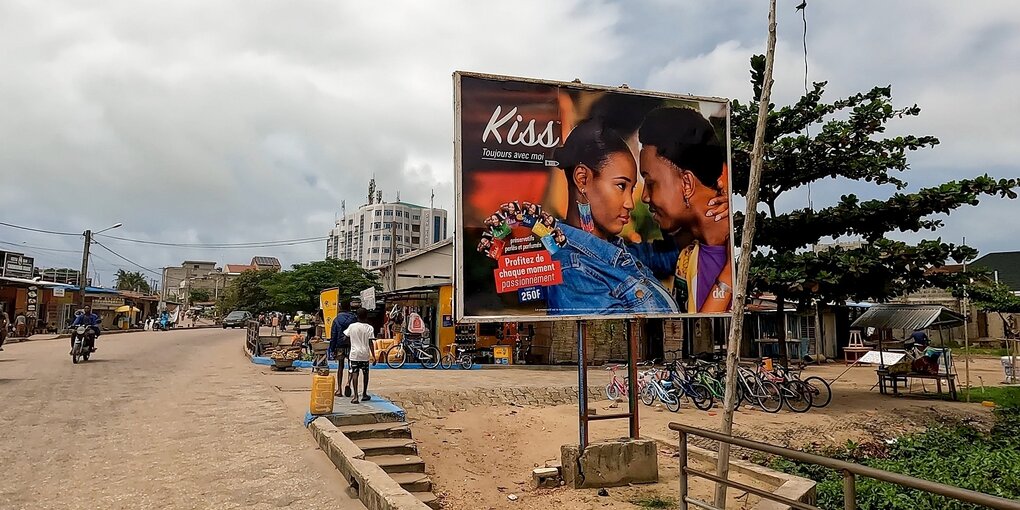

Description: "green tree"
263 259 380 313
219 269 276 315
730 55 1019 357
188 288 211 304
114 269 151 294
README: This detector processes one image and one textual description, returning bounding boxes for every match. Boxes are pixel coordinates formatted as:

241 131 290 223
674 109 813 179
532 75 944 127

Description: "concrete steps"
389 472 433 492
354 437 418 457
366 454 426 474
412 491 440 509
338 421 412 440
316 397 439 509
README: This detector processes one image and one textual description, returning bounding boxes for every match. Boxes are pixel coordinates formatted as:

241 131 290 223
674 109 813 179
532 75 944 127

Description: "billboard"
454 72 734 322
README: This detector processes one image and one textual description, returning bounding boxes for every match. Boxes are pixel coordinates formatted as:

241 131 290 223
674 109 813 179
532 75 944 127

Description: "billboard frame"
453 71 734 323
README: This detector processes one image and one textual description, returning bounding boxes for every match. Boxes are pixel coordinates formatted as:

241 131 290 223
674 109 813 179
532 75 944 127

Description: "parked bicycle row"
605 358 832 413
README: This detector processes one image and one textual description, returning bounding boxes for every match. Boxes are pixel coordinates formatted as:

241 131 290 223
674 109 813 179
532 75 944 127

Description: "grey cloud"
1 0 1017 286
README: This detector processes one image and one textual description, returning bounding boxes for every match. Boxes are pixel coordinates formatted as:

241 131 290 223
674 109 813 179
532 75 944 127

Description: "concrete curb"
644 432 816 509
309 418 431 510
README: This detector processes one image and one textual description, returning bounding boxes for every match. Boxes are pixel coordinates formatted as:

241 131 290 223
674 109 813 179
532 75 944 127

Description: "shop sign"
360 287 376 311
2 252 35 278
53 288 65 297
91 296 125 309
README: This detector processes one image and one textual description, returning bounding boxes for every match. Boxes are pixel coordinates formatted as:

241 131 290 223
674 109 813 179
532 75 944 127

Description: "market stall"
377 284 516 365
850 304 965 400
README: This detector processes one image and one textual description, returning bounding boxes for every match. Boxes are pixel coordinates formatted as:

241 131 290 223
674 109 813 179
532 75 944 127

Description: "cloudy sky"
1 0 1017 287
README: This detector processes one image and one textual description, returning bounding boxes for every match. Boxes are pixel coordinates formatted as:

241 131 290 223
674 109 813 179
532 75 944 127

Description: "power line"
94 233 327 248
0 221 80 236
1 220 328 248
0 240 81 254
92 240 163 277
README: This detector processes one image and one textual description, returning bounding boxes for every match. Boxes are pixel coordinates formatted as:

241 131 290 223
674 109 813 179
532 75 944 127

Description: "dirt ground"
406 357 1006 510
413 405 767 510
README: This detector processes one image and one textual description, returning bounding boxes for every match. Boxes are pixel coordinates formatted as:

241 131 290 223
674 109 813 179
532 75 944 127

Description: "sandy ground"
402 358 1004 509
413 405 767 510
259 350 1007 509
0 328 363 510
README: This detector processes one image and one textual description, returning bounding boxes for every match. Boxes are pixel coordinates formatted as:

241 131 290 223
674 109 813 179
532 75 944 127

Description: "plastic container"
309 373 336 415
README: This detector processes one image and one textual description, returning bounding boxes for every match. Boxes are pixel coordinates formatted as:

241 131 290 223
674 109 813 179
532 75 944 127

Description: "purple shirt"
695 244 728 311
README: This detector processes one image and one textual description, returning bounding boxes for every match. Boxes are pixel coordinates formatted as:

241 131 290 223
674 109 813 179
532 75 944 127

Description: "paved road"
0 328 363 510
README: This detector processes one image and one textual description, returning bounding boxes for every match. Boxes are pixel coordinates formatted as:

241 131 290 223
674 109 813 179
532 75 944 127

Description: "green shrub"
765 405 1020 509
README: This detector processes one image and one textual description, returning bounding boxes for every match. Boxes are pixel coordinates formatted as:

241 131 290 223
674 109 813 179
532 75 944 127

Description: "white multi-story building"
326 200 448 269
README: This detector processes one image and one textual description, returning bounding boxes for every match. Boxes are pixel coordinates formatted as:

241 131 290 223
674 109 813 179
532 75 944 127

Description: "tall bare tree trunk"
714 1 777 506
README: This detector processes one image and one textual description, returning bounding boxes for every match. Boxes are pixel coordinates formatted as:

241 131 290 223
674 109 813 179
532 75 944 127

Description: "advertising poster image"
455 72 733 321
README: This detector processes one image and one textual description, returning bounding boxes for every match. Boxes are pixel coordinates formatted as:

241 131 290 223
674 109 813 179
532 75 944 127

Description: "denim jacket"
544 224 678 316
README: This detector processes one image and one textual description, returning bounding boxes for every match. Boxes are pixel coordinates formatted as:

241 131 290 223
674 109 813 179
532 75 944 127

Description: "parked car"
222 310 253 329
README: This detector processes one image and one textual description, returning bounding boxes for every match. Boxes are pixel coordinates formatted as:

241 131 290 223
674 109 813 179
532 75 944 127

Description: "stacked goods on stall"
265 345 302 370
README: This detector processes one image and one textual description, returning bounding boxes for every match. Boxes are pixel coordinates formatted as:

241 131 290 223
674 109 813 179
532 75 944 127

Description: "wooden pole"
715 1 778 506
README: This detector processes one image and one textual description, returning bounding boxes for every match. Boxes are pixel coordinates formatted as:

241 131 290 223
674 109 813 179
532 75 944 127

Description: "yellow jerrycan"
309 370 336 415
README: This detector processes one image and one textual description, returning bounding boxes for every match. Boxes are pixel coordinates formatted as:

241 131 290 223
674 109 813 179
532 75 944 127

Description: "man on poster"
630 107 733 313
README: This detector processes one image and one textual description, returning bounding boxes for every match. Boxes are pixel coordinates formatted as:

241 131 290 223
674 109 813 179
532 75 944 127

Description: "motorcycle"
70 325 97 364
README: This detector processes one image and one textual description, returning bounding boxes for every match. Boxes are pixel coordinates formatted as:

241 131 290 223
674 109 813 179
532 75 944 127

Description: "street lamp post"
78 223 122 308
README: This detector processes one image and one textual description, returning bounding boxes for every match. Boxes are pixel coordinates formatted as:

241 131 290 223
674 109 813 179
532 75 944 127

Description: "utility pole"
389 220 397 292
78 230 92 308
715 0 777 506
963 236 971 402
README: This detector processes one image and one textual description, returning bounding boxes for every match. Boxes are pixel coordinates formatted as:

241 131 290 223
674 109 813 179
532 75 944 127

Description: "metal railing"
669 422 1020 510
245 320 260 356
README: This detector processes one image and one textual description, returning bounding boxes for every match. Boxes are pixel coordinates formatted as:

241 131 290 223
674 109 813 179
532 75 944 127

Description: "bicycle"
774 363 831 408
385 339 441 369
639 368 681 412
689 359 726 400
735 364 783 413
667 362 714 410
440 344 474 370
758 361 813 413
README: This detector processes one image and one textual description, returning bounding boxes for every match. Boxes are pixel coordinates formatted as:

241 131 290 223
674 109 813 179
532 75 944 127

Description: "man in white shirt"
344 308 377 404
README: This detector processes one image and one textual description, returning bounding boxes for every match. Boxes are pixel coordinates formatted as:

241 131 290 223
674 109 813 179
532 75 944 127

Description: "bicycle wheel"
606 382 621 401
640 385 655 406
385 344 406 369
459 353 474 370
690 383 714 411
756 380 784 413
664 388 681 412
803 376 832 408
783 380 813 413
440 353 454 369
421 346 441 369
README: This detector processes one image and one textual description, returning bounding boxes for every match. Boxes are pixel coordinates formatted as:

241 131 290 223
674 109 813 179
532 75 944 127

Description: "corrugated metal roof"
850 304 964 331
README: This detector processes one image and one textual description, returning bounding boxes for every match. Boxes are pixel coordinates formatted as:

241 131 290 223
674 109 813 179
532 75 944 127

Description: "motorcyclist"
70 305 101 353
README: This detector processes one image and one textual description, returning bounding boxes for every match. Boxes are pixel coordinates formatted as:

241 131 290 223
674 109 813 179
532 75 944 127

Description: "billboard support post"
626 319 639 439
577 320 589 449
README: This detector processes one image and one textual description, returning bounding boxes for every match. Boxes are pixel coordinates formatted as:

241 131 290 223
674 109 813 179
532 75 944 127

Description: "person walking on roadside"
0 309 10 351
329 302 357 397
344 308 377 404
14 312 27 338
270 313 280 336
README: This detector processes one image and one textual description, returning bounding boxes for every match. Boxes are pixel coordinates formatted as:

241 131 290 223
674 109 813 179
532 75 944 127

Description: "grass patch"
630 495 676 508
961 385 1020 407
956 346 1011 357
